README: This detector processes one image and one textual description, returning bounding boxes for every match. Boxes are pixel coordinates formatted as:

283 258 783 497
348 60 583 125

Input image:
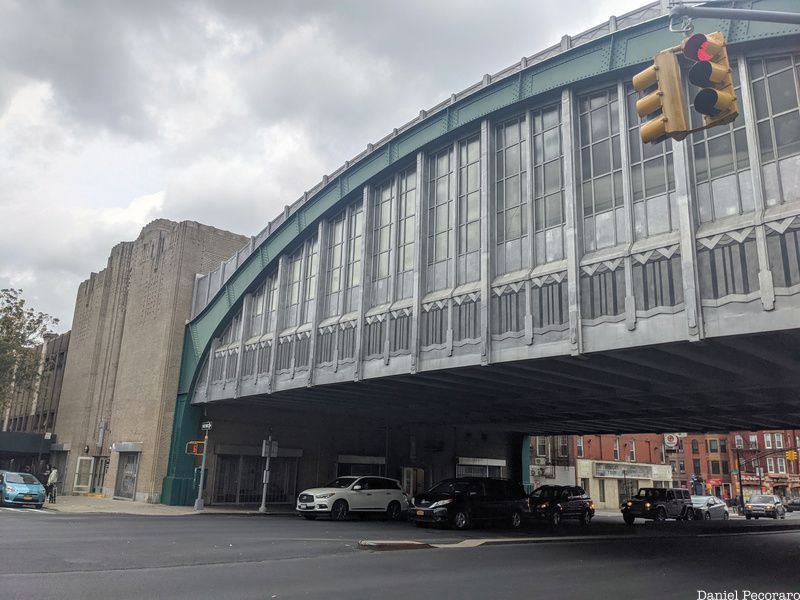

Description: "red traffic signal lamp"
632 49 689 144
683 32 738 128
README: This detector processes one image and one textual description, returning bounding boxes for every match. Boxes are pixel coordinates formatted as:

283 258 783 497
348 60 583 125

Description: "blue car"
0 470 47 509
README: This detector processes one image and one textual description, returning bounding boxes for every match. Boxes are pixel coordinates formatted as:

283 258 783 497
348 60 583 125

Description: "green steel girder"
161 2 800 505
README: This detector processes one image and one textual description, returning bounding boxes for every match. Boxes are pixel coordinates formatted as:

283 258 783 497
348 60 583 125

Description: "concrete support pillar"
672 136 704 341
267 255 287 392
307 220 328 386
561 88 583 355
354 185 373 381
410 151 426 374
617 81 637 331
738 59 775 311
479 118 492 363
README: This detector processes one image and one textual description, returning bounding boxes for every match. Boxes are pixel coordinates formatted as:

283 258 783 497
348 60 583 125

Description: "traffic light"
632 49 689 144
683 32 738 129
787 450 799 461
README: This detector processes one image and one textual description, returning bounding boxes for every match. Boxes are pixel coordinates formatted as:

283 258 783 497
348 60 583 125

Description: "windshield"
5 473 40 485
325 477 359 489
428 480 471 495
634 488 666 500
691 496 710 506
531 486 561 499
750 495 774 504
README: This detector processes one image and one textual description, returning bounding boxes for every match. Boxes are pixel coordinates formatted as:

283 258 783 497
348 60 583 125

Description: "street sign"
186 440 205 455
44 432 52 440
201 421 213 431
262 440 279 458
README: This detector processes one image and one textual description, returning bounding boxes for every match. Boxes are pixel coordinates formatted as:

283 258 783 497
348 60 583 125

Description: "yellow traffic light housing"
787 450 799 461
632 49 689 144
683 32 738 128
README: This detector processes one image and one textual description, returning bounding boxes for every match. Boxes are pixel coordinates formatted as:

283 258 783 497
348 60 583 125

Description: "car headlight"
645 502 651 509
429 499 454 509
315 492 336 499
766 505 774 510
746 504 752 510
626 501 633 507
540 502 549 509
5 486 16 493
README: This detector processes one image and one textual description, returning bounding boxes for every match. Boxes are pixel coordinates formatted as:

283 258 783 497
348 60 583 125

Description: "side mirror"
352 485 362 491
469 491 478 496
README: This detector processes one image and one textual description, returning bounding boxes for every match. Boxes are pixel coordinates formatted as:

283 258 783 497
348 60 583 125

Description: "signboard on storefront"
594 462 653 479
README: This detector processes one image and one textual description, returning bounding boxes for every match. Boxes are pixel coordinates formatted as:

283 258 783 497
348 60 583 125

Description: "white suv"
296 476 409 521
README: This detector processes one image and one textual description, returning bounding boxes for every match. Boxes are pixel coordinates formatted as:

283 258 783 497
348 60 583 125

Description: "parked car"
296 476 408 521
0 470 47 509
783 498 800 513
621 487 694 524
744 495 786 520
691 495 730 520
410 477 529 530
529 485 594 526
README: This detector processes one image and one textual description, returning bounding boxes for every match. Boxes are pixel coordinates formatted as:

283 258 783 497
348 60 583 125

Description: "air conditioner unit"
534 457 547 466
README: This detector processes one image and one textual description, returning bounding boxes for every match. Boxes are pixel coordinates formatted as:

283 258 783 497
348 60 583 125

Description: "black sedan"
529 485 594 526
410 477 529 530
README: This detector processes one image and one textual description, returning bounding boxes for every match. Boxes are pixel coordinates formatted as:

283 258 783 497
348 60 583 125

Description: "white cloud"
0 0 651 329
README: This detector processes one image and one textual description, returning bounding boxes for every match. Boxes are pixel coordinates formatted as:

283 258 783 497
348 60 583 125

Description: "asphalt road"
1 509 798 600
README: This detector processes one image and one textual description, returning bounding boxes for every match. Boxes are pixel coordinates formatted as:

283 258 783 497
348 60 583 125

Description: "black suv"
410 477 529 530
529 485 595 526
621 487 694 524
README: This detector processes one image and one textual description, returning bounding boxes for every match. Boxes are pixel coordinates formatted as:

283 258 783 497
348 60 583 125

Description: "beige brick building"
53 219 246 502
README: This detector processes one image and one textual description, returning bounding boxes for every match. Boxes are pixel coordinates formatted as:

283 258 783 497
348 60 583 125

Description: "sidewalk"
43 495 297 517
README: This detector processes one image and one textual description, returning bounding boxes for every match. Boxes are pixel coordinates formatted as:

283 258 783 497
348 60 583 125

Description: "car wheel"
509 510 523 529
331 500 349 521
302 514 317 520
655 507 667 522
451 509 470 530
580 509 592 526
35 504 44 510
551 510 561 528
723 511 729 520
386 501 402 521
746 515 751 520
623 513 635 525
684 508 694 521
703 511 711 521
754 516 759 520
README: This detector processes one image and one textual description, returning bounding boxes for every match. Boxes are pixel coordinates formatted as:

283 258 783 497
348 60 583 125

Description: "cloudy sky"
0 0 647 331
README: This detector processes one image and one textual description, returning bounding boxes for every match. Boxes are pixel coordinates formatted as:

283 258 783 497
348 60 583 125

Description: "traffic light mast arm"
671 5 800 26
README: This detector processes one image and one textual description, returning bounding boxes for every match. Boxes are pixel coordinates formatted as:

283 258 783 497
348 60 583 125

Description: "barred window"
697 238 760 299
276 339 292 371
265 275 278 333
294 334 310 368
396 168 417 300
257 343 271 374
454 299 481 341
749 54 800 206
496 115 528 275
242 344 257 377
632 256 684 310
249 284 265 338
225 349 238 380
316 330 335 364
390 314 411 352
580 268 625 319
532 104 565 264
491 289 526 335
457 135 481 284
211 351 225 382
578 87 625 251
364 320 385 357
690 61 753 223
767 228 800 288
532 280 568 329
301 238 318 324
427 147 454 291
625 83 676 239
421 305 448 346
338 323 356 360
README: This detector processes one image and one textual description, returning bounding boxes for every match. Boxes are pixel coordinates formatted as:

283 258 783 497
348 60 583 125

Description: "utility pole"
735 448 745 513
258 429 273 514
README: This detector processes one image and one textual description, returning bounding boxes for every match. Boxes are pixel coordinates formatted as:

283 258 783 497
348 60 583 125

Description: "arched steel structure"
162 1 800 504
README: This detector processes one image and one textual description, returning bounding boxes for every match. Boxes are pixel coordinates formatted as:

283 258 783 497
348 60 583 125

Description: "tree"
0 289 59 413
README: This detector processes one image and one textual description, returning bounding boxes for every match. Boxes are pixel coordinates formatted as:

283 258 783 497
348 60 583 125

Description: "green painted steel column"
162 392 200 505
